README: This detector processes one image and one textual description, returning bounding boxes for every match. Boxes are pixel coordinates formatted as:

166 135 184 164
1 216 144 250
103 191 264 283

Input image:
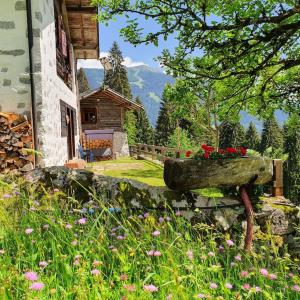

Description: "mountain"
83 65 174 126
83 65 287 129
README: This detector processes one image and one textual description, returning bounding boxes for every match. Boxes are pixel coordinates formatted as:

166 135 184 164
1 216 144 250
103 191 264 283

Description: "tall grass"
0 178 299 299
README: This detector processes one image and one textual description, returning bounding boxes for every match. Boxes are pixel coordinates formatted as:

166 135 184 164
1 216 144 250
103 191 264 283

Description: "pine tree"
260 116 284 154
103 41 132 99
245 122 261 151
124 110 137 145
134 97 154 144
283 114 300 202
155 84 176 146
77 68 90 94
219 121 246 149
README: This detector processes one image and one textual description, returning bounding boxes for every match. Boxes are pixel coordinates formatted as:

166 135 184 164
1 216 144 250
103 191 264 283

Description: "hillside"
83 66 287 129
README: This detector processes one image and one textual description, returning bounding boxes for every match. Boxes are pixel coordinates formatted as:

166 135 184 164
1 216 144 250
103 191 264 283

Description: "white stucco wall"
31 0 79 167
0 1 32 116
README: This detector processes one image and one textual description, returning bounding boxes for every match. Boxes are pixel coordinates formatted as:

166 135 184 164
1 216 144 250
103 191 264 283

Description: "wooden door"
66 108 76 160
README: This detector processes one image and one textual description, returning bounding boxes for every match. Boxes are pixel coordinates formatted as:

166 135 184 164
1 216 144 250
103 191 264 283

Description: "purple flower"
25 228 33 235
78 218 86 225
186 250 193 261
197 294 207 299
143 284 158 292
147 250 155 256
152 230 160 237
65 224 73 229
225 283 233 289
117 235 125 240
234 255 241 261
260 268 268 277
210 282 218 289
254 286 261 292
39 261 48 268
3 194 12 199
144 213 150 218
226 240 234 246
29 282 44 291
292 285 300 292
24 271 38 281
91 269 100 276
159 217 164 223
153 251 161 257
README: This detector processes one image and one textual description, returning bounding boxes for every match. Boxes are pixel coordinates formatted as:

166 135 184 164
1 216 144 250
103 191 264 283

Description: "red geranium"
185 150 192 158
226 147 237 154
201 144 214 152
204 152 210 159
239 147 247 156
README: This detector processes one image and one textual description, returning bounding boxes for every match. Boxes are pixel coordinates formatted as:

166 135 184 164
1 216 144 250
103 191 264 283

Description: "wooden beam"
272 159 284 197
66 7 97 14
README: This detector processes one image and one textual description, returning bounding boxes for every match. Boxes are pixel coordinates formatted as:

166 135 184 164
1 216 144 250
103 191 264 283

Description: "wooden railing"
129 143 188 163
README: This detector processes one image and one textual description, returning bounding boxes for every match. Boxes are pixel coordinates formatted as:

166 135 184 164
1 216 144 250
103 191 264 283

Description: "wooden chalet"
80 87 142 132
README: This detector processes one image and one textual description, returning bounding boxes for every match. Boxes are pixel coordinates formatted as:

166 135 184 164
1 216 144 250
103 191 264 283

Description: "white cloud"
77 52 147 69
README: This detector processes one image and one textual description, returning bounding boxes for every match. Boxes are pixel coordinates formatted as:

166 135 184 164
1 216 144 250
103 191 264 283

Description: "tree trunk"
164 157 273 191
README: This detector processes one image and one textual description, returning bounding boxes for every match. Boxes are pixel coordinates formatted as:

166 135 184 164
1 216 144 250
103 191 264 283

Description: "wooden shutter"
60 100 68 137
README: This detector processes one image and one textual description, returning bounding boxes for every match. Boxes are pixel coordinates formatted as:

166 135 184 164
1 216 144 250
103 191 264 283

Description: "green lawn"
87 157 224 197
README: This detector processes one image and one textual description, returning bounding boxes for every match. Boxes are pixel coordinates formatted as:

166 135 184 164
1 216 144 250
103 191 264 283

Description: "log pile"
0 113 34 174
83 139 112 150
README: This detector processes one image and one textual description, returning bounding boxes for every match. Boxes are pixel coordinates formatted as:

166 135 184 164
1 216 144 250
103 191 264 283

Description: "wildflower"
269 273 277 280
292 285 300 292
117 235 125 240
165 217 171 221
242 283 250 290
240 271 249 278
43 224 50 230
91 269 100 276
186 250 193 261
219 245 224 251
153 251 161 257
0 249 5 255
260 268 268 277
25 228 33 235
175 211 182 216
166 294 172 300
143 284 158 292
234 255 241 261
144 213 149 218
147 250 155 256
230 262 235 267
39 261 48 268
254 286 261 292
123 284 136 292
65 224 73 229
29 282 44 291
74 259 80 266
225 283 233 289
71 240 78 246
120 274 128 281
111 248 118 253
185 150 192 158
3 194 12 199
93 260 102 267
208 252 215 257
210 283 218 289
159 217 164 223
152 230 160 237
138 215 143 219
197 294 207 299
226 240 234 246
24 271 38 281
53 188 59 193
78 218 86 225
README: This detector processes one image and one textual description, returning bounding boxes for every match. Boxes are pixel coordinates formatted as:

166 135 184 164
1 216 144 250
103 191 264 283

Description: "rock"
164 157 273 191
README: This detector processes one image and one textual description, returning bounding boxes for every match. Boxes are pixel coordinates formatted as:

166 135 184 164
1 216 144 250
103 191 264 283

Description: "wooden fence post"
151 145 156 160
272 159 283 197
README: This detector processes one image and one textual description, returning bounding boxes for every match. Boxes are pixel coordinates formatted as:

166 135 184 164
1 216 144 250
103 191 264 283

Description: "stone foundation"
113 131 130 158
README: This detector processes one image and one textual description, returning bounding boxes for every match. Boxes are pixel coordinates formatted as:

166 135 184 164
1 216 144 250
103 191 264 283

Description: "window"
81 108 97 124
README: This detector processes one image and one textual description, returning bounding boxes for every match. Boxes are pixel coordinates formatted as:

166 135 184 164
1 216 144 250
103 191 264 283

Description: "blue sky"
78 15 177 69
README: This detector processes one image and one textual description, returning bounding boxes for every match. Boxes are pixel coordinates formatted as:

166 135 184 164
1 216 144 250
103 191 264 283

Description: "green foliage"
168 127 195 150
1 178 300 299
245 122 261 151
283 113 300 203
134 97 154 144
219 121 246 149
94 0 300 115
103 41 132 99
155 84 176 146
260 116 284 154
124 110 137 145
77 68 90 94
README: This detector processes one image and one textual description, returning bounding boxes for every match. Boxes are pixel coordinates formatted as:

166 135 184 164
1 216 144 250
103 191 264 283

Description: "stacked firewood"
0 113 34 174
83 139 112 150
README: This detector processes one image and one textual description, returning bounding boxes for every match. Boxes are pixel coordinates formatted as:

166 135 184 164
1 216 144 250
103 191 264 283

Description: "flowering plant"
186 145 247 160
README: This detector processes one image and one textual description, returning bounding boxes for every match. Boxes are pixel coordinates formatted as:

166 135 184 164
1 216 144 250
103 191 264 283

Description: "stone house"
0 0 99 167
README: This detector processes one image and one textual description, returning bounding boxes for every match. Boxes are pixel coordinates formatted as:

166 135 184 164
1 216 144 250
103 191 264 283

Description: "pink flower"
208 252 215 257
78 218 86 225
3 194 12 199
242 283 250 290
65 224 73 229
143 284 158 292
91 269 100 276
240 271 249 278
234 255 241 261
120 274 128 281
268 273 277 280
260 268 268 277
225 283 233 289
24 271 38 281
93 260 101 267
159 217 164 223
197 294 207 299
117 235 125 240
71 240 78 246
153 251 161 257
123 284 136 292
29 282 44 291
147 250 155 256
39 261 48 268
144 213 149 218
226 240 234 246
254 286 261 292
186 250 193 261
292 285 300 292
175 211 182 216
25 228 33 235
210 282 218 289
152 230 160 237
